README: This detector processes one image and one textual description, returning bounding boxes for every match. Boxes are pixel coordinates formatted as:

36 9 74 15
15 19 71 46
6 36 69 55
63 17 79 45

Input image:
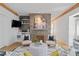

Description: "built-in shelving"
19 16 30 32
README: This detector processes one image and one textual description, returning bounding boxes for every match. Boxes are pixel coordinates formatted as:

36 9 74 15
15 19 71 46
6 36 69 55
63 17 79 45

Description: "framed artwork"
33 15 47 30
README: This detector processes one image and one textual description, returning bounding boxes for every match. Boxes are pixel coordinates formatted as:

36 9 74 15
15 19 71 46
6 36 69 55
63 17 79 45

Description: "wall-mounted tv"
11 20 21 28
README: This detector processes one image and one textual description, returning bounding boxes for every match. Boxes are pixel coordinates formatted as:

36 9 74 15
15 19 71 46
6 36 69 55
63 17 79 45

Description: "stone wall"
30 13 51 42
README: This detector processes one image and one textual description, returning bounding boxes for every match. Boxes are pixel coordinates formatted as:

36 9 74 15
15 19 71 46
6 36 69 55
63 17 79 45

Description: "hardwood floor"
0 42 21 51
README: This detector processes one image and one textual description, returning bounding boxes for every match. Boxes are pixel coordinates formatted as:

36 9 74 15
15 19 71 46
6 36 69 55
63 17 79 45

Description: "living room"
0 3 79 56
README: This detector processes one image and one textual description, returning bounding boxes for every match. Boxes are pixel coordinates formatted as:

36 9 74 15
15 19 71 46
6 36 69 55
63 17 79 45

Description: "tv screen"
12 20 21 27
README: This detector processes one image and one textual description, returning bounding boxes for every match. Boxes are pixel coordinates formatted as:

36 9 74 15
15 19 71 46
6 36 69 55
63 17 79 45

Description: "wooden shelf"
22 23 30 24
20 16 30 32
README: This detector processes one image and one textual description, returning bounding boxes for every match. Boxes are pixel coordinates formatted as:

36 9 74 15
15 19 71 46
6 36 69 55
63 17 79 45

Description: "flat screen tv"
11 20 21 27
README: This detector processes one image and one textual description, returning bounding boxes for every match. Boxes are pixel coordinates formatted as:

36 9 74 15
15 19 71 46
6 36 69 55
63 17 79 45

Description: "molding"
0 3 19 16
52 3 79 21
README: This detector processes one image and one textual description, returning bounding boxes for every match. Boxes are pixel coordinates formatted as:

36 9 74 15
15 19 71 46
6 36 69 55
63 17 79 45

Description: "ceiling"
5 3 75 16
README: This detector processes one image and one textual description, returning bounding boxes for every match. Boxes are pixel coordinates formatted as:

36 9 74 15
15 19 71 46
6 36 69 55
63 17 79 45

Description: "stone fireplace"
30 13 51 42
31 30 48 42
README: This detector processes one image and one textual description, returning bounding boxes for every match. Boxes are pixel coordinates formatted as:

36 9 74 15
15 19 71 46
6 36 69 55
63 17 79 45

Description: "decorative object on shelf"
40 40 43 44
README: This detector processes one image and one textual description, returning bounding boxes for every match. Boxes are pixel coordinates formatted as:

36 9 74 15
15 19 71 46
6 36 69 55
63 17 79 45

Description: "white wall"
69 16 75 46
53 7 79 44
0 6 19 48
53 15 69 43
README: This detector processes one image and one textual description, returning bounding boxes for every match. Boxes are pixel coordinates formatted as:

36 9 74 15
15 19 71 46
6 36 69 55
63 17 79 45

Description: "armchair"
21 35 32 46
46 35 56 47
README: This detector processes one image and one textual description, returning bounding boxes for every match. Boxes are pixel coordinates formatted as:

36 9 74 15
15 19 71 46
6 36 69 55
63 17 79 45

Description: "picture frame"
33 15 47 30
